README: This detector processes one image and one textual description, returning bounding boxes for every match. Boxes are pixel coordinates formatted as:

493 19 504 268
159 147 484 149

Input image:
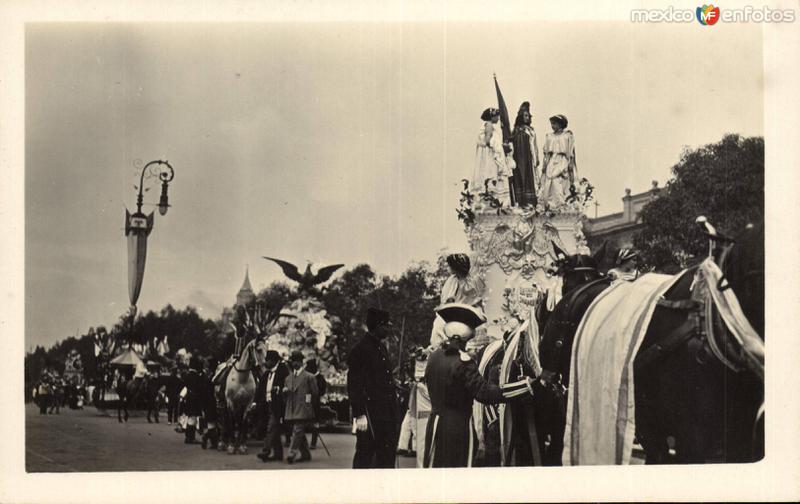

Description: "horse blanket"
563 273 679 465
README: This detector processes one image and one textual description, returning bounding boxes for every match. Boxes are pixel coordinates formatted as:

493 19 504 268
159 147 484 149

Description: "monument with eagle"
261 257 343 369
249 257 351 422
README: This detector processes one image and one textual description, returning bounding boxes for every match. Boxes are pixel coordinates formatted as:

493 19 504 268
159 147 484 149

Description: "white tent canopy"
109 348 144 368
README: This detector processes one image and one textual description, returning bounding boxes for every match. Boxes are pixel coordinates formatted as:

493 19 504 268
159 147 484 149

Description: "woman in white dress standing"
539 114 577 209
473 108 513 206
429 254 485 349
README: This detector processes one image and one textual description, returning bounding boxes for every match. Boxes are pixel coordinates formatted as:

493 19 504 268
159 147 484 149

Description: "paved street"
25 404 417 472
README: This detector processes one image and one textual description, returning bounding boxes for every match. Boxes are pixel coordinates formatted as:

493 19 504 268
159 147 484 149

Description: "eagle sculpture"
263 257 344 293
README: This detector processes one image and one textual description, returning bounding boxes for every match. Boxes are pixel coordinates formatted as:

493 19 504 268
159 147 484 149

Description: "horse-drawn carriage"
457 211 764 466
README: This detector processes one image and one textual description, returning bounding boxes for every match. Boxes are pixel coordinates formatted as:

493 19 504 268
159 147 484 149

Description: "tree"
373 261 440 349
321 264 378 363
633 134 764 272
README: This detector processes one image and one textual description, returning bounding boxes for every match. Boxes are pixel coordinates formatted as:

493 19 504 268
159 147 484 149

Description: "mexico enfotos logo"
631 4 796 23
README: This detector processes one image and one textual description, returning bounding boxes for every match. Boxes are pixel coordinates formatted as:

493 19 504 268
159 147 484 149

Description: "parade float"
413 77 595 466
456 179 593 348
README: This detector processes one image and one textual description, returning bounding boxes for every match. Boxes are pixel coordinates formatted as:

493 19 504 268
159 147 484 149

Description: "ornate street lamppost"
124 160 175 322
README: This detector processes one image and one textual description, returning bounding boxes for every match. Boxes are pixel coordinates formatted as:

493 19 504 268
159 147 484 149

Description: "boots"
184 425 196 444
202 427 219 450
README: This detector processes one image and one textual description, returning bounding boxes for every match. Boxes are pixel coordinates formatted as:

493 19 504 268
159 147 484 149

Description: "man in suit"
283 351 319 464
256 351 290 462
347 307 400 469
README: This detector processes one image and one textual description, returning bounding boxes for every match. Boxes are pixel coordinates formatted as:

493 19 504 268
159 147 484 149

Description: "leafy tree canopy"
634 134 763 272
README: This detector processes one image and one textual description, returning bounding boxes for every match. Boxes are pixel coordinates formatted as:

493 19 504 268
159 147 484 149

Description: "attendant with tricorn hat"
423 304 535 468
347 307 400 468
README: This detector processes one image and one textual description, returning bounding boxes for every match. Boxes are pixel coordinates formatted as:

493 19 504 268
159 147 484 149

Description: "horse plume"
262 257 344 293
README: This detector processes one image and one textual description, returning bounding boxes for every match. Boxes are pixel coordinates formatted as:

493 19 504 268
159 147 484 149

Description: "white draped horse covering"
563 273 680 465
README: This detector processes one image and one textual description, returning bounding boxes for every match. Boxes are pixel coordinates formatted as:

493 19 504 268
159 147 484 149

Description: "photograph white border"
1 1 798 502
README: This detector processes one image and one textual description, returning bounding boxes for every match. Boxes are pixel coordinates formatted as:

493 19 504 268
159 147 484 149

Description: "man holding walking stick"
347 307 400 469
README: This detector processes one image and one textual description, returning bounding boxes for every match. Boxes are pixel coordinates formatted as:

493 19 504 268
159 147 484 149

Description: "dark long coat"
254 362 290 418
423 343 504 467
346 332 399 422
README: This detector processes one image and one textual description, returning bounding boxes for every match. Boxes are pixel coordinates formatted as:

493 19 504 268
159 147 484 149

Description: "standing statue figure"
511 102 540 208
539 114 577 209
473 108 513 206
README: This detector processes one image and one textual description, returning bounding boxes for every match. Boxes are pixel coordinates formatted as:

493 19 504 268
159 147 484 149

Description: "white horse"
223 337 268 454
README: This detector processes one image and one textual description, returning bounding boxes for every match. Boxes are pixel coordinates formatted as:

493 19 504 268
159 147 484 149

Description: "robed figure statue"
511 102 540 207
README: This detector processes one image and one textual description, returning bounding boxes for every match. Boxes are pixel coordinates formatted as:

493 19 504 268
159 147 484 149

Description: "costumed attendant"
608 248 640 283
423 304 536 468
472 108 513 206
397 346 428 458
540 114 577 209
429 254 485 349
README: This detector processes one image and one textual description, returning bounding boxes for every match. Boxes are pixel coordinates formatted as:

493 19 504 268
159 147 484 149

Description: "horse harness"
546 277 612 380
635 268 759 378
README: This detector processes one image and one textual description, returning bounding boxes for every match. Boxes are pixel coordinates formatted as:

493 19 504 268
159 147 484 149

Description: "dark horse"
633 223 764 463
534 243 611 465
115 373 166 423
538 223 764 464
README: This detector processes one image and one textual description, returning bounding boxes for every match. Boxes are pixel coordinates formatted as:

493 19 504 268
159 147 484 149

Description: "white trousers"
397 409 416 451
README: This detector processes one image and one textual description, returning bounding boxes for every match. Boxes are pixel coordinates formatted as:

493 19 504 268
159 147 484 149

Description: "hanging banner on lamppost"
125 208 154 318
122 159 174 321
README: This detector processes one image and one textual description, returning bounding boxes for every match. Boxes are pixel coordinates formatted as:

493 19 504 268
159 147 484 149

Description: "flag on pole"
494 74 512 144
494 74 516 205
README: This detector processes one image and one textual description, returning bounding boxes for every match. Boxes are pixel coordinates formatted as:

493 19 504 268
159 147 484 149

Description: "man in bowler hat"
283 350 319 464
256 350 290 462
347 307 400 468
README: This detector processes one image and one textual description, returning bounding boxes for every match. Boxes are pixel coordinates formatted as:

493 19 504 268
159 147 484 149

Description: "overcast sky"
25 21 763 349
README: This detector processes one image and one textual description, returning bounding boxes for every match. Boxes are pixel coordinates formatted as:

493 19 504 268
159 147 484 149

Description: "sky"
25 21 764 349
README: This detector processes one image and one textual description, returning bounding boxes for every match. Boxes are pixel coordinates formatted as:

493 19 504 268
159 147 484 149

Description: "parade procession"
25 76 765 472
18 17 772 490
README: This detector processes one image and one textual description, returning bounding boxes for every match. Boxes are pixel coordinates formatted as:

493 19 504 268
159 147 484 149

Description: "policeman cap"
365 307 392 330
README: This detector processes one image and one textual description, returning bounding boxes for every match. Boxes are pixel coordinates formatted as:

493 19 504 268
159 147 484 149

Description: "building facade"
585 181 662 263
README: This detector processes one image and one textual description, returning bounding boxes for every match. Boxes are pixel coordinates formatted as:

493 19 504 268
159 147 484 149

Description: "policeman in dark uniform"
347 307 399 469
423 303 535 468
